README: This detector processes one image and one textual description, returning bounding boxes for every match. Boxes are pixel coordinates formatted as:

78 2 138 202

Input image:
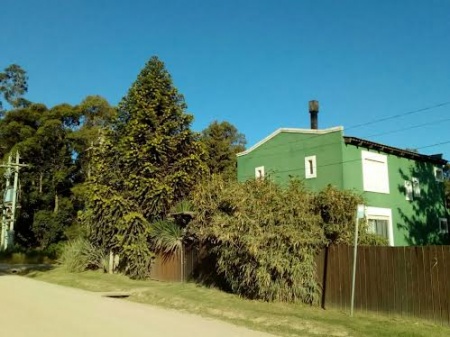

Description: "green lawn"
27 267 449 337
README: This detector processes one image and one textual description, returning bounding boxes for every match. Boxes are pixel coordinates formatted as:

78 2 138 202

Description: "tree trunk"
54 193 59 213
39 172 43 194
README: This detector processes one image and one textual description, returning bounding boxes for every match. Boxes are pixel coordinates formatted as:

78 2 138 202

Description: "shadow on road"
0 263 55 276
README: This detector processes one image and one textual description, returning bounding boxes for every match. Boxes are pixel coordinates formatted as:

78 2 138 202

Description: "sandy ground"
0 275 277 337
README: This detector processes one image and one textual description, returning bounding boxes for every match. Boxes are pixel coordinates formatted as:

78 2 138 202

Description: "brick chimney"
309 100 319 129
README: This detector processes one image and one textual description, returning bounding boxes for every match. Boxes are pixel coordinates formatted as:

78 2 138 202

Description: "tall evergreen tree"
115 56 207 218
85 56 206 278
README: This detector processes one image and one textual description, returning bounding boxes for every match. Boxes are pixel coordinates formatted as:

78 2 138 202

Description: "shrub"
314 185 388 246
58 238 106 272
190 176 325 303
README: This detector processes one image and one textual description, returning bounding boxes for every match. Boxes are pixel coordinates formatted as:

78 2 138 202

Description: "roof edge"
344 136 448 165
237 126 344 157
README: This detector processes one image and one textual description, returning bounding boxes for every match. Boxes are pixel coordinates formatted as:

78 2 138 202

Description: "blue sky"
2 0 450 157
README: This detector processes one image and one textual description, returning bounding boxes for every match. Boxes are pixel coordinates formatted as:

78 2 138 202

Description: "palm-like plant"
149 220 184 256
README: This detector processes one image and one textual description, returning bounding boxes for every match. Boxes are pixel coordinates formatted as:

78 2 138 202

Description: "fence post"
351 205 365 317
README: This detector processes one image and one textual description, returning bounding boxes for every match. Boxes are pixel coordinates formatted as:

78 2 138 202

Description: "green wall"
341 143 447 246
237 129 344 190
238 129 447 246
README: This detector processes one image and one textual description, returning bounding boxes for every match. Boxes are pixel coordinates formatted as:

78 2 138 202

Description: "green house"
237 102 448 246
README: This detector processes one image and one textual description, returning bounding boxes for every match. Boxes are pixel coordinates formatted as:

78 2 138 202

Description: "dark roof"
344 136 448 165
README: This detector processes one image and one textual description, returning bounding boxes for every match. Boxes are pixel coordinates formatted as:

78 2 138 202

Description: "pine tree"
116 56 207 219
85 56 206 278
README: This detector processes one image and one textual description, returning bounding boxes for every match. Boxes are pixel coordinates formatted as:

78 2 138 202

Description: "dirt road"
0 275 276 337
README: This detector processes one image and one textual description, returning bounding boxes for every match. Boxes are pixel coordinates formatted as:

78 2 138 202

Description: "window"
434 167 444 182
361 151 389 194
439 218 448 234
365 206 393 246
305 155 317 179
412 177 420 198
404 181 413 201
368 218 389 238
255 166 265 179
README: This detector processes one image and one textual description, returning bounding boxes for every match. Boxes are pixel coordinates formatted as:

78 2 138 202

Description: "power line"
240 101 450 156
239 139 450 181
345 101 450 131
418 140 450 150
366 116 450 139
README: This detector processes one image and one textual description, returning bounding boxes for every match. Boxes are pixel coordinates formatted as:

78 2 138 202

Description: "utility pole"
0 152 27 250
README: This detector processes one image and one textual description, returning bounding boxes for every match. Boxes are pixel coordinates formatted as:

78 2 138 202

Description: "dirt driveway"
0 275 277 337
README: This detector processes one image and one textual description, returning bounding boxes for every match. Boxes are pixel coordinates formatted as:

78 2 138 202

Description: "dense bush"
190 176 387 303
58 238 107 273
314 185 388 246
190 176 325 303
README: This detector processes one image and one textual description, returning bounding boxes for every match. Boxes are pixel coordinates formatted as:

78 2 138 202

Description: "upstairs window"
439 218 449 234
412 177 420 198
404 181 413 201
405 178 420 200
362 151 389 194
434 167 444 182
305 155 317 179
255 166 265 180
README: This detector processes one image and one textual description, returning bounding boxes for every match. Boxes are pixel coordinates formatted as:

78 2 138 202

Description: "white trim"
361 151 390 194
305 155 317 179
365 206 394 246
404 180 413 201
236 126 344 157
434 167 444 182
439 218 448 234
255 166 265 179
412 177 420 198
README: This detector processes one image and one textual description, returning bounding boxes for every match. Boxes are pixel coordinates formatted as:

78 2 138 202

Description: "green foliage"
0 64 29 113
190 176 325 303
201 121 246 180
313 185 387 245
0 103 79 248
114 56 207 219
58 238 106 273
189 177 387 303
149 220 183 256
82 56 206 278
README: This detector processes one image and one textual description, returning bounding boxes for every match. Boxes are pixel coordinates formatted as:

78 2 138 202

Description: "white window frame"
404 180 413 201
365 206 394 246
361 151 390 194
255 166 265 179
434 167 444 182
412 177 420 198
305 155 317 179
439 218 448 234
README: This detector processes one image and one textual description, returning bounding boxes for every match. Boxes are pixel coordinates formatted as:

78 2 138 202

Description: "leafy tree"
84 56 207 278
201 121 246 180
0 64 29 113
0 103 78 248
70 95 117 181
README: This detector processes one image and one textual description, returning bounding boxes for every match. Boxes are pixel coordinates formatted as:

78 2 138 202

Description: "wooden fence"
315 245 450 325
149 247 197 282
149 244 450 325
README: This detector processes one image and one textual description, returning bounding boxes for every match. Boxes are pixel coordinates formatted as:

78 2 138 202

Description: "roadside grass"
27 267 449 337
